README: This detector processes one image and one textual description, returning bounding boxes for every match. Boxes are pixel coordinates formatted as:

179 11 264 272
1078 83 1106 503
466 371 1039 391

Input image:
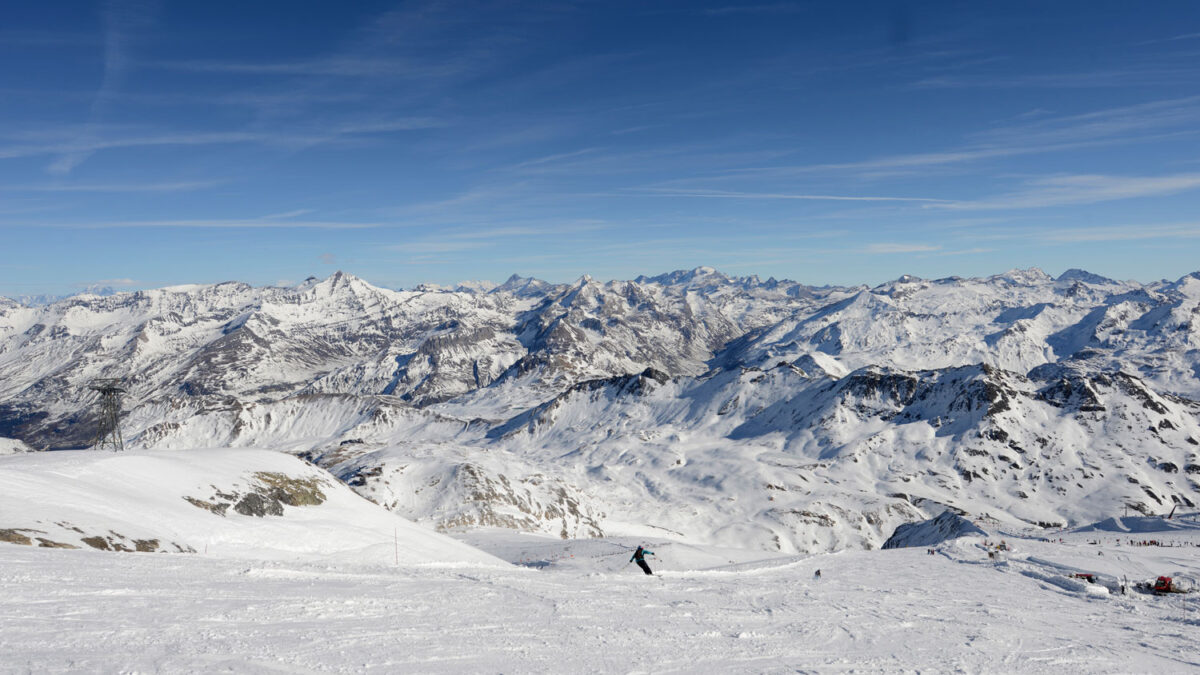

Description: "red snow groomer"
1135 575 1190 595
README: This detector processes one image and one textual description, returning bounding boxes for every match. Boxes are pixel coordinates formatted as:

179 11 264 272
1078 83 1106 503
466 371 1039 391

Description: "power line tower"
89 378 126 452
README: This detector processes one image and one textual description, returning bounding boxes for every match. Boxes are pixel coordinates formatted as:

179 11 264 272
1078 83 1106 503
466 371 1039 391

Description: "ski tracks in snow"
4 539 1200 673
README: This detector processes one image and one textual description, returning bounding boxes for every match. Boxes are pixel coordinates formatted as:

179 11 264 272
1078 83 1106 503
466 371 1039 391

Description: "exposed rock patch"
0 528 37 545
35 538 77 549
184 471 330 518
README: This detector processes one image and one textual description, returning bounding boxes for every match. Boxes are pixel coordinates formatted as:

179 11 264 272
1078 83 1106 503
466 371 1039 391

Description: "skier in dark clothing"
630 545 655 575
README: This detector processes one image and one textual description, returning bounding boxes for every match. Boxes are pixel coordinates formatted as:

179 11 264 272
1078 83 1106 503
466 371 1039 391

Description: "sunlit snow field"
4 526 1200 673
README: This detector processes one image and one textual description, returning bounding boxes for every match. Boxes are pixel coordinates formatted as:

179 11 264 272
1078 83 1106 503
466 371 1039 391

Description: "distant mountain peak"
636 267 735 286
493 274 553 297
996 268 1052 285
1056 269 1116 285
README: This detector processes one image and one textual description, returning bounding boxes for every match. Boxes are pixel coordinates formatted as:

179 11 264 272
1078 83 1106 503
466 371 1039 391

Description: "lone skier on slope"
630 545 655 575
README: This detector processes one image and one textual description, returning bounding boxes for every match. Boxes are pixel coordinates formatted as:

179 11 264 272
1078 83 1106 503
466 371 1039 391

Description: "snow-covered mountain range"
3 267 1199 553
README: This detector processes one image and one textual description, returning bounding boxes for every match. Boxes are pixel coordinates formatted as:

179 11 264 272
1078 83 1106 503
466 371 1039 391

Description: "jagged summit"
636 266 725 284
3 267 1200 554
492 274 553 297
1056 268 1118 285
994 268 1053 285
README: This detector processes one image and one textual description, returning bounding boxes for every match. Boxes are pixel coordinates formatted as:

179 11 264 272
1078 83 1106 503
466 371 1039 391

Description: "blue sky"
3 1 1200 295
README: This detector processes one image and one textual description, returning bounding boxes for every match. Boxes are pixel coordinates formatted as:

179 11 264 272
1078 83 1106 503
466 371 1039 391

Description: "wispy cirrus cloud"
50 0 159 174
1038 222 1200 243
628 188 951 203
442 222 610 240
386 240 491 254
933 173 1200 210
960 221 1200 245
970 96 1200 148
0 130 267 162
0 118 444 164
261 209 316 220
0 180 220 193
9 217 381 229
862 243 941 254
1133 32 1200 46
935 247 994 256
718 96 1200 180
911 66 1200 90
701 3 805 16
151 56 468 81
506 148 602 171
75 277 138 288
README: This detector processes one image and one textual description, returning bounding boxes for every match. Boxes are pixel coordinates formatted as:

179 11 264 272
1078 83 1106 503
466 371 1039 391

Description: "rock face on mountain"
882 511 988 549
2 267 1200 553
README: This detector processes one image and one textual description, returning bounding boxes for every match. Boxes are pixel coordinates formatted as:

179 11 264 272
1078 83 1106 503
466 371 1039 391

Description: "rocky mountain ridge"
2 267 1199 553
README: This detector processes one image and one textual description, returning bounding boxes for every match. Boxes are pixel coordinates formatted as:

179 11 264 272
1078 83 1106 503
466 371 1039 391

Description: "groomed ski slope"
3 526 1199 673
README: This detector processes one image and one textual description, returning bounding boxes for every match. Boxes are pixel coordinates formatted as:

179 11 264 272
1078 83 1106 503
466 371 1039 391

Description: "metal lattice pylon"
89 378 126 451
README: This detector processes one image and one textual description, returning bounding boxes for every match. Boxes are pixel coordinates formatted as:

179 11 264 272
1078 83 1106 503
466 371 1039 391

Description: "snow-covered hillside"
0 448 503 566
3 267 1200 553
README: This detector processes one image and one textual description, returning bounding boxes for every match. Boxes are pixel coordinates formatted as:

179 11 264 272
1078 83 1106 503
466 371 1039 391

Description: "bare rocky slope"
2 267 1199 552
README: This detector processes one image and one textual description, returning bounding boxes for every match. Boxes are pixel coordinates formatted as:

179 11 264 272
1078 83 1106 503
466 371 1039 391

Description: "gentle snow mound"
882 511 988 549
1072 515 1200 534
0 448 505 566
0 438 33 455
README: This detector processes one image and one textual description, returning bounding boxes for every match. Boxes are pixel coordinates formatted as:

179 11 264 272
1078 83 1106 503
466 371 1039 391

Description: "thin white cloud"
16 218 381 229
1133 32 1200 46
50 0 158 174
0 131 270 161
387 241 491 253
910 65 1200 90
0 119 443 164
610 125 657 136
1013 108 1054 120
702 3 804 16
0 29 101 47
971 96 1200 148
863 243 942 254
0 180 220 193
1038 223 1200 243
508 148 601 171
75 278 138 287
630 188 951 203
260 209 316 220
151 56 464 80
717 96 1200 180
443 222 609 240
933 173 1200 210
935 247 994 256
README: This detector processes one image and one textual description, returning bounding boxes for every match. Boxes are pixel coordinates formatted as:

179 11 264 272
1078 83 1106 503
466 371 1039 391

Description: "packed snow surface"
2 525 1199 673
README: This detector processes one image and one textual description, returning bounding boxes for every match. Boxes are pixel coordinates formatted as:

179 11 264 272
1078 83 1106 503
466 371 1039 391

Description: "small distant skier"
630 545 655 575
814 569 821 579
